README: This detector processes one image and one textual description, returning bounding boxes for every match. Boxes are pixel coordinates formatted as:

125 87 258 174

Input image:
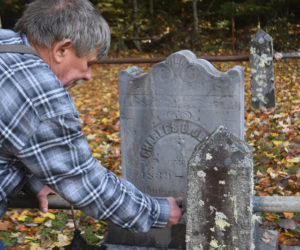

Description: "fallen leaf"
44 219 52 227
261 231 275 243
278 219 296 230
283 212 294 219
287 157 300 163
42 212 56 220
41 239 53 248
17 214 28 222
33 216 46 224
0 220 13 231
55 233 71 246
17 234 25 244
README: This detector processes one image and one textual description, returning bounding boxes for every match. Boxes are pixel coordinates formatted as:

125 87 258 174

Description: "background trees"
1 0 299 53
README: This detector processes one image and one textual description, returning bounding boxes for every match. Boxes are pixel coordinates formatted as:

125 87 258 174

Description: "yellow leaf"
287 157 300 163
43 212 55 220
282 142 289 149
17 214 28 222
278 171 289 176
50 234 71 247
273 140 283 146
62 228 72 234
93 152 101 158
29 243 43 250
25 236 36 243
76 210 82 217
265 153 276 159
25 236 35 240
33 216 46 224
283 212 294 219
101 117 109 124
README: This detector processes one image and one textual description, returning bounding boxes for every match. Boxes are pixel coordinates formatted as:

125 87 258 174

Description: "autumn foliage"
0 53 299 248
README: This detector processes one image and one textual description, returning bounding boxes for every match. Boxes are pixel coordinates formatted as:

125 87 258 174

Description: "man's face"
52 47 98 89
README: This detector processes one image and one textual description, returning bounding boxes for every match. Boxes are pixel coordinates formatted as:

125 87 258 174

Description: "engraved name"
140 119 208 158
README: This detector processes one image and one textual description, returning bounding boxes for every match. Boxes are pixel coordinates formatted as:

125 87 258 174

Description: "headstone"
104 244 179 250
250 29 275 108
254 220 278 250
186 126 253 250
105 50 244 249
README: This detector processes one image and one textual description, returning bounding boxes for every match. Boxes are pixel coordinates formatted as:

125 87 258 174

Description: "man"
0 0 182 242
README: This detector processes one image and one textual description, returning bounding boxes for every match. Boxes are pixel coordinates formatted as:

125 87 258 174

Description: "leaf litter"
0 55 299 247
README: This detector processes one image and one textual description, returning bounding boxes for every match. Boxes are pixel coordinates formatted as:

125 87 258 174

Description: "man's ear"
52 39 73 63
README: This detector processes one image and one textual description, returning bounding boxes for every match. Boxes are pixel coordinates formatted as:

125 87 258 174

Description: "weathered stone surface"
105 223 186 249
254 220 278 250
280 245 300 250
250 29 275 108
104 244 180 250
105 50 244 249
186 126 253 250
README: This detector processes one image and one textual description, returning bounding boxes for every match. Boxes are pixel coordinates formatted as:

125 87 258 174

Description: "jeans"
0 240 3 250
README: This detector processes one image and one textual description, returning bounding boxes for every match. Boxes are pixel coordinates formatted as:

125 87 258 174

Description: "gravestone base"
254 222 278 250
104 244 180 250
105 223 186 249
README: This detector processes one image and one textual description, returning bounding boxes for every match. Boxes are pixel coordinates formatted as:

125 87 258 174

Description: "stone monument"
105 50 244 249
186 126 253 249
250 29 276 108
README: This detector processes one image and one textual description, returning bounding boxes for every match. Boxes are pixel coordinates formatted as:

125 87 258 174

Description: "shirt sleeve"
0 163 26 218
16 112 170 232
22 174 44 197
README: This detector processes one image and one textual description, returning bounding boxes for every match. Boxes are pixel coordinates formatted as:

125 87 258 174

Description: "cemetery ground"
0 52 299 249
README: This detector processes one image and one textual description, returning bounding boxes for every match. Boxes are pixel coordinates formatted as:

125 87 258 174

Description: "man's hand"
166 197 183 226
36 186 56 213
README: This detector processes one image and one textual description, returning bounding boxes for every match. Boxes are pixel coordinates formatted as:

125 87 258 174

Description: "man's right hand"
36 185 56 213
166 197 183 226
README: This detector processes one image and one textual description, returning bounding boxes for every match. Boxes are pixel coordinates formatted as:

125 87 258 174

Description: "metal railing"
97 52 299 64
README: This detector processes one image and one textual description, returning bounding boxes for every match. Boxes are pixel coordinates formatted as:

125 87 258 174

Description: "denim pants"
0 240 3 250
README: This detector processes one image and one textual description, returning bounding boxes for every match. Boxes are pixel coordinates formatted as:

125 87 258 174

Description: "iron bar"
98 55 249 64
98 52 299 64
252 196 300 213
7 195 300 212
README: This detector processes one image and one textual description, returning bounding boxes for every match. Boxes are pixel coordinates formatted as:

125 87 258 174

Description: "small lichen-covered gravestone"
105 50 244 249
250 29 275 109
186 126 253 250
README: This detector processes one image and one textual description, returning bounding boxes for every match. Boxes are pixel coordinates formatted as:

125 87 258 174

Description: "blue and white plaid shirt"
0 29 170 232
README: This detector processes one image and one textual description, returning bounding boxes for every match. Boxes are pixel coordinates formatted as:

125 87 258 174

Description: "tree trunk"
231 1 236 54
133 0 142 51
149 0 154 39
192 0 199 49
231 16 236 54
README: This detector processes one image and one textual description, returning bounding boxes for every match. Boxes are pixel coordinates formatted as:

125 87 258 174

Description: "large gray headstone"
250 29 275 108
105 50 244 249
186 126 253 249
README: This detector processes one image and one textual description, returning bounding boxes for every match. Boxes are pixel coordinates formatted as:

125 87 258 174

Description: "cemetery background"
0 50 298 248
0 0 299 248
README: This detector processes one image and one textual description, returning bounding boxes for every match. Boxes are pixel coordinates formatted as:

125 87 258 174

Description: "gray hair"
14 0 110 61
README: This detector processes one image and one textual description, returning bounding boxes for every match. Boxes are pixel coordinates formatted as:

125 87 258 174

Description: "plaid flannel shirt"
0 29 170 232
